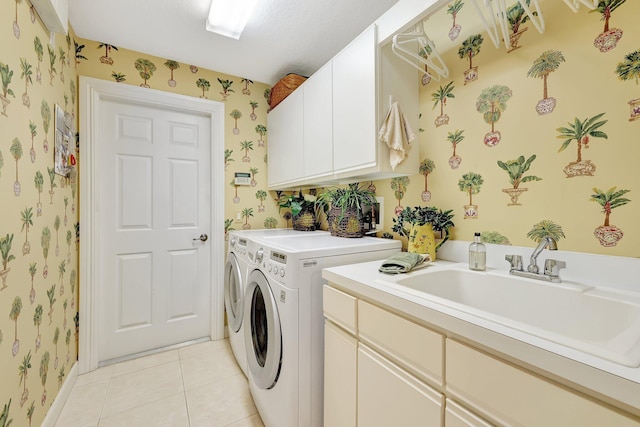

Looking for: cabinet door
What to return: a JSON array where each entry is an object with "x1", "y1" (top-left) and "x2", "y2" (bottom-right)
[
  {"x1": 323, "y1": 285, "x2": 358, "y2": 334},
  {"x1": 324, "y1": 320, "x2": 357, "y2": 427},
  {"x1": 358, "y1": 344, "x2": 443, "y2": 427},
  {"x1": 267, "y1": 88, "x2": 304, "y2": 187},
  {"x1": 446, "y1": 399, "x2": 494, "y2": 427},
  {"x1": 332, "y1": 25, "x2": 377, "y2": 174},
  {"x1": 447, "y1": 339, "x2": 640, "y2": 427},
  {"x1": 303, "y1": 63, "x2": 333, "y2": 180},
  {"x1": 358, "y1": 300, "x2": 443, "y2": 387}
]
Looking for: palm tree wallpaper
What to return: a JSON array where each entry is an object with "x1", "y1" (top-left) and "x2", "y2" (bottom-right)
[
  {"x1": 6, "y1": 0, "x2": 289, "y2": 423},
  {"x1": 527, "y1": 50, "x2": 565, "y2": 115},
  {"x1": 615, "y1": 49, "x2": 640, "y2": 121},
  {"x1": 372, "y1": 0, "x2": 638, "y2": 256}
]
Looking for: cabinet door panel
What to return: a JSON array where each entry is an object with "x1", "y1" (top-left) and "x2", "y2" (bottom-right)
[
  {"x1": 324, "y1": 320, "x2": 357, "y2": 427},
  {"x1": 303, "y1": 63, "x2": 333, "y2": 179},
  {"x1": 446, "y1": 399, "x2": 494, "y2": 427},
  {"x1": 324, "y1": 285, "x2": 358, "y2": 334},
  {"x1": 358, "y1": 300, "x2": 443, "y2": 387},
  {"x1": 447, "y1": 339, "x2": 640, "y2": 427},
  {"x1": 332, "y1": 25, "x2": 377, "y2": 174},
  {"x1": 267, "y1": 88, "x2": 304, "y2": 187},
  {"x1": 358, "y1": 344, "x2": 443, "y2": 427}
]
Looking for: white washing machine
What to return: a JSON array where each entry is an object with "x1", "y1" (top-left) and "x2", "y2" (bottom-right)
[
  {"x1": 243, "y1": 235, "x2": 401, "y2": 427},
  {"x1": 225, "y1": 229, "x2": 329, "y2": 376}
]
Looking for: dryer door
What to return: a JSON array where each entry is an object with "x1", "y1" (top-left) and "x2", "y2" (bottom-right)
[
  {"x1": 224, "y1": 253, "x2": 244, "y2": 333},
  {"x1": 245, "y1": 269, "x2": 282, "y2": 390}
]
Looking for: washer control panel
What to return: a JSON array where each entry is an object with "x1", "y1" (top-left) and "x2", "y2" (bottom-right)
[
  {"x1": 231, "y1": 237, "x2": 248, "y2": 256},
  {"x1": 263, "y1": 249, "x2": 288, "y2": 283}
]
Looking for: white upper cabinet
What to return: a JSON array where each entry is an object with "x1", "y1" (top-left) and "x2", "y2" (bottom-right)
[
  {"x1": 267, "y1": 23, "x2": 419, "y2": 189},
  {"x1": 332, "y1": 25, "x2": 378, "y2": 175},
  {"x1": 267, "y1": 87, "x2": 304, "y2": 188},
  {"x1": 303, "y1": 62, "x2": 334, "y2": 181}
]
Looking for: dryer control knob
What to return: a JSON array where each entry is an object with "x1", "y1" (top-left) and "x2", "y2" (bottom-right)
[
  {"x1": 229, "y1": 237, "x2": 236, "y2": 248},
  {"x1": 267, "y1": 264, "x2": 272, "y2": 272},
  {"x1": 273, "y1": 266, "x2": 279, "y2": 275},
  {"x1": 280, "y1": 269, "x2": 285, "y2": 278},
  {"x1": 256, "y1": 248, "x2": 264, "y2": 263}
]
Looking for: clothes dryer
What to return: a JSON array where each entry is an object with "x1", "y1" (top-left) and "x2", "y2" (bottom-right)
[
  {"x1": 243, "y1": 235, "x2": 401, "y2": 427},
  {"x1": 224, "y1": 232, "x2": 252, "y2": 376}
]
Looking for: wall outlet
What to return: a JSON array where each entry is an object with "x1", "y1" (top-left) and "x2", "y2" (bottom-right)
[{"x1": 235, "y1": 212, "x2": 242, "y2": 223}]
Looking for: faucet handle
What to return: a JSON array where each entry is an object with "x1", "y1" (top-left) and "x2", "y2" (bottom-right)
[
  {"x1": 544, "y1": 259, "x2": 566, "y2": 278},
  {"x1": 505, "y1": 254, "x2": 523, "y2": 271}
]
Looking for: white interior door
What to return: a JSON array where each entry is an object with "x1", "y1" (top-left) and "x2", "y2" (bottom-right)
[{"x1": 97, "y1": 98, "x2": 211, "y2": 362}]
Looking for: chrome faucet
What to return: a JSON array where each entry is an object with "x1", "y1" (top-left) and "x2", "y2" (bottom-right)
[
  {"x1": 505, "y1": 236, "x2": 566, "y2": 283},
  {"x1": 527, "y1": 236, "x2": 557, "y2": 273}
]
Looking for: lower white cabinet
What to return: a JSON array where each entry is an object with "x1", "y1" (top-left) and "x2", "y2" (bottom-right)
[
  {"x1": 324, "y1": 320, "x2": 357, "y2": 427},
  {"x1": 323, "y1": 284, "x2": 640, "y2": 427},
  {"x1": 357, "y1": 344, "x2": 443, "y2": 427}
]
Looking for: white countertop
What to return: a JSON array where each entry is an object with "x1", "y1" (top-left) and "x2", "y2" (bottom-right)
[{"x1": 322, "y1": 257, "x2": 640, "y2": 416}]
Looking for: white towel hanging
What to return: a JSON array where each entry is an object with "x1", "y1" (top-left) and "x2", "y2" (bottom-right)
[
  {"x1": 391, "y1": 22, "x2": 449, "y2": 81},
  {"x1": 379, "y1": 100, "x2": 415, "y2": 170}
]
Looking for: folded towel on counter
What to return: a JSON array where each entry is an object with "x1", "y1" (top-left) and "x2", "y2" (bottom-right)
[
  {"x1": 378, "y1": 101, "x2": 415, "y2": 170},
  {"x1": 379, "y1": 252, "x2": 430, "y2": 275}
]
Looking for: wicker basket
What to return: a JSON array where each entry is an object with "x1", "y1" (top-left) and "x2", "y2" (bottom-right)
[
  {"x1": 328, "y1": 206, "x2": 365, "y2": 238},
  {"x1": 292, "y1": 206, "x2": 317, "y2": 231},
  {"x1": 269, "y1": 73, "x2": 307, "y2": 109}
]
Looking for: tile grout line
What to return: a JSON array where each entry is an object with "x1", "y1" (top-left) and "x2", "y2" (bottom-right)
[
  {"x1": 96, "y1": 368, "x2": 114, "y2": 425},
  {"x1": 178, "y1": 348, "x2": 193, "y2": 427}
]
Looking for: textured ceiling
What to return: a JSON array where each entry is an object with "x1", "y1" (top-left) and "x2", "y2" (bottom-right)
[{"x1": 69, "y1": 0, "x2": 400, "y2": 85}]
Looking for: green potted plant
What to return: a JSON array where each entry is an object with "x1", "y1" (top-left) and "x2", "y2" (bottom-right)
[
  {"x1": 278, "y1": 190, "x2": 319, "y2": 231},
  {"x1": 324, "y1": 183, "x2": 375, "y2": 238},
  {"x1": 392, "y1": 206, "x2": 455, "y2": 260}
]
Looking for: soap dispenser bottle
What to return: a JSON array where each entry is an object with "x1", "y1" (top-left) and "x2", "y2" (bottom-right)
[{"x1": 469, "y1": 232, "x2": 486, "y2": 271}]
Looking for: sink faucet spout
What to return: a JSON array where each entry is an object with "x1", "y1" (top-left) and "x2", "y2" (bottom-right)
[{"x1": 528, "y1": 236, "x2": 557, "y2": 273}]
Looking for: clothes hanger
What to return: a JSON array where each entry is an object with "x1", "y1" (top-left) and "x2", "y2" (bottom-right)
[
  {"x1": 514, "y1": 0, "x2": 545, "y2": 34},
  {"x1": 391, "y1": 22, "x2": 449, "y2": 81},
  {"x1": 470, "y1": 0, "x2": 503, "y2": 48},
  {"x1": 470, "y1": 0, "x2": 545, "y2": 50},
  {"x1": 563, "y1": 0, "x2": 598, "y2": 12}
]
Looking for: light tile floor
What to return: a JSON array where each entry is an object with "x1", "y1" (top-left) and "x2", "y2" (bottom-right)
[{"x1": 55, "y1": 339, "x2": 264, "y2": 427}]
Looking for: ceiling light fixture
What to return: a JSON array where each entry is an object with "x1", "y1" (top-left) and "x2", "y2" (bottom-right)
[{"x1": 206, "y1": 0, "x2": 258, "y2": 40}]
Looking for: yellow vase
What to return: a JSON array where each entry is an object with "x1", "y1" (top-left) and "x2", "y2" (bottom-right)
[{"x1": 407, "y1": 223, "x2": 436, "y2": 260}]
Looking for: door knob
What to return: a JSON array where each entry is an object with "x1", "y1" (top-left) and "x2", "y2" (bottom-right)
[{"x1": 193, "y1": 234, "x2": 209, "y2": 242}]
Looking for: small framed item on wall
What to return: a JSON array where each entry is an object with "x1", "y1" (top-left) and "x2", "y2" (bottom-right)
[{"x1": 54, "y1": 104, "x2": 75, "y2": 177}]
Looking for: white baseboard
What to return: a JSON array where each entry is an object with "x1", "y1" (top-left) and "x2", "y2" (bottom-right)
[{"x1": 41, "y1": 361, "x2": 78, "y2": 427}]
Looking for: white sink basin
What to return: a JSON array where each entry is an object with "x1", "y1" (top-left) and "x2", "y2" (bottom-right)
[{"x1": 382, "y1": 267, "x2": 640, "y2": 367}]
